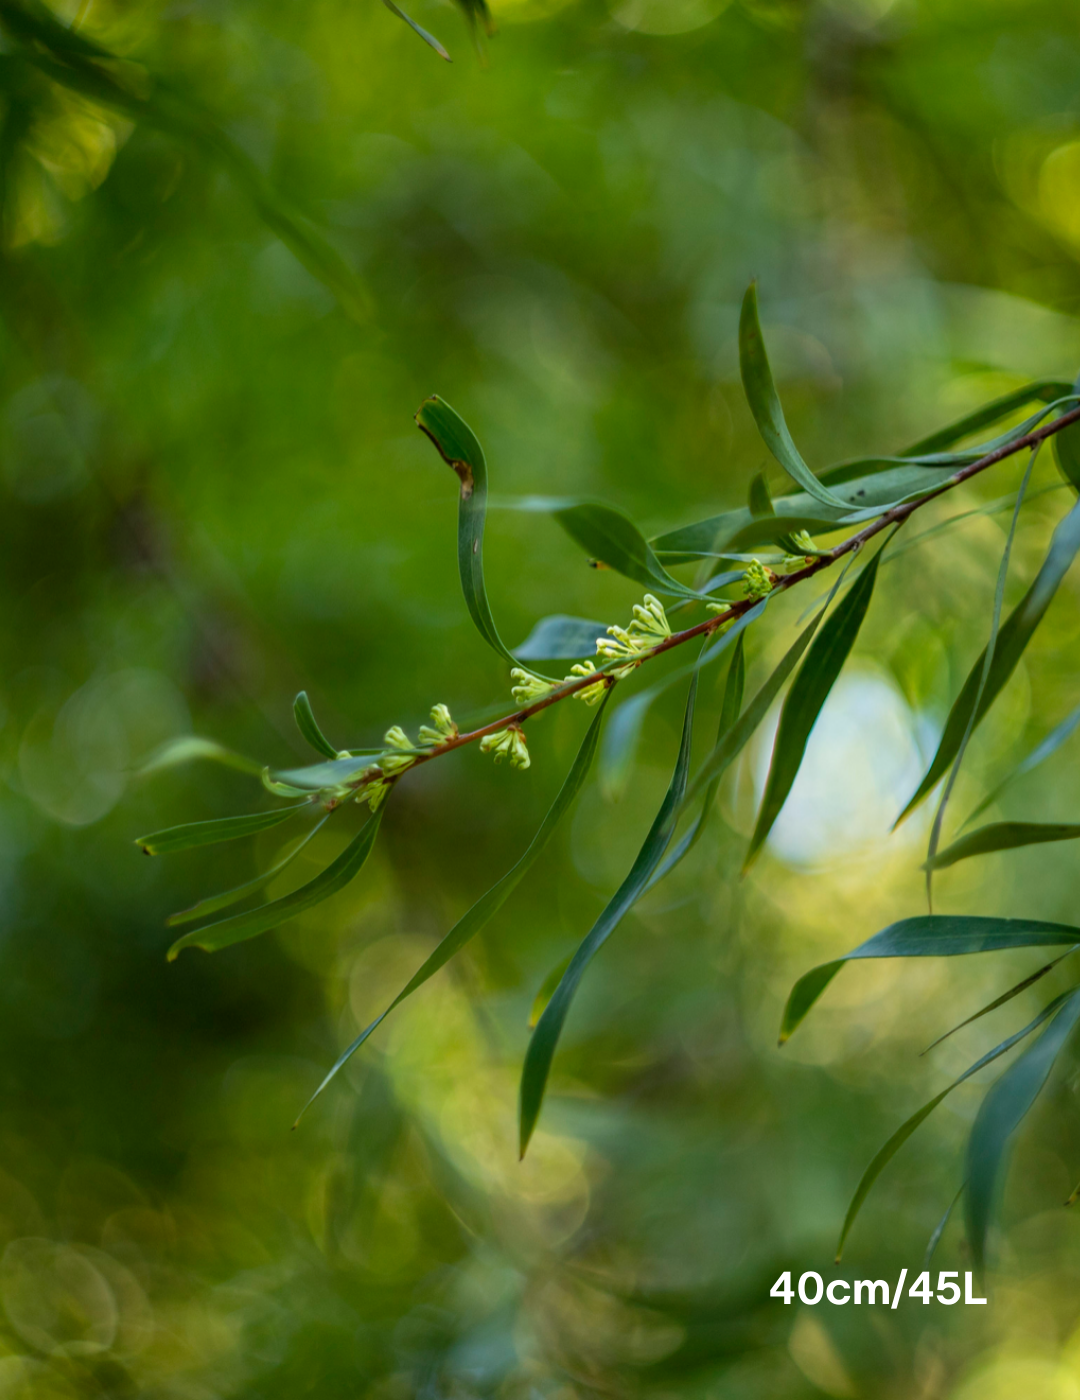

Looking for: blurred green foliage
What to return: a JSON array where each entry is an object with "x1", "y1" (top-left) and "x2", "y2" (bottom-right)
[{"x1": 5, "y1": 0, "x2": 1080, "y2": 1394}]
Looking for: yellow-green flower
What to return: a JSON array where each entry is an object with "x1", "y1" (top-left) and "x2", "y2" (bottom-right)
[
  {"x1": 418, "y1": 703, "x2": 458, "y2": 745},
  {"x1": 567, "y1": 660, "x2": 609, "y2": 705},
  {"x1": 480, "y1": 725, "x2": 530, "y2": 770},
  {"x1": 742, "y1": 559, "x2": 777, "y2": 600},
  {"x1": 510, "y1": 668, "x2": 553, "y2": 705}
]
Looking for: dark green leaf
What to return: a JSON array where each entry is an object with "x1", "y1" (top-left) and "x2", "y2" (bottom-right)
[
  {"x1": 903, "y1": 381, "x2": 1072, "y2": 456},
  {"x1": 964, "y1": 699, "x2": 1080, "y2": 828},
  {"x1": 926, "y1": 821, "x2": 1080, "y2": 871},
  {"x1": 547, "y1": 499, "x2": 700, "y2": 598},
  {"x1": 519, "y1": 674, "x2": 699, "y2": 1157},
  {"x1": 646, "y1": 633, "x2": 746, "y2": 891},
  {"x1": 293, "y1": 691, "x2": 341, "y2": 761},
  {"x1": 924, "y1": 1185, "x2": 965, "y2": 1269},
  {"x1": 748, "y1": 472, "x2": 774, "y2": 517},
  {"x1": 899, "y1": 498, "x2": 1080, "y2": 824},
  {"x1": 739, "y1": 284, "x2": 852, "y2": 511},
  {"x1": 269, "y1": 754, "x2": 380, "y2": 791},
  {"x1": 528, "y1": 954, "x2": 572, "y2": 1030},
  {"x1": 965, "y1": 987, "x2": 1080, "y2": 1273},
  {"x1": 167, "y1": 810, "x2": 382, "y2": 960},
  {"x1": 136, "y1": 804, "x2": 306, "y2": 855},
  {"x1": 138, "y1": 736, "x2": 264, "y2": 778},
  {"x1": 1054, "y1": 422, "x2": 1080, "y2": 491},
  {"x1": 381, "y1": 0, "x2": 451, "y2": 59},
  {"x1": 416, "y1": 396, "x2": 550, "y2": 671},
  {"x1": 922, "y1": 948, "x2": 1078, "y2": 1055},
  {"x1": 836, "y1": 992, "x2": 1072, "y2": 1259},
  {"x1": 166, "y1": 816, "x2": 331, "y2": 927},
  {"x1": 295, "y1": 700, "x2": 609, "y2": 1124},
  {"x1": 780, "y1": 915, "x2": 1080, "y2": 1044},
  {"x1": 513, "y1": 615, "x2": 610, "y2": 661},
  {"x1": 745, "y1": 552, "x2": 880, "y2": 871}
]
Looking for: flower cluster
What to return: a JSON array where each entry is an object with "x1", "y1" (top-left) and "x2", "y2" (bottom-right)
[
  {"x1": 418, "y1": 703, "x2": 458, "y2": 746},
  {"x1": 510, "y1": 669, "x2": 553, "y2": 705},
  {"x1": 480, "y1": 724, "x2": 530, "y2": 769},
  {"x1": 782, "y1": 530, "x2": 817, "y2": 570},
  {"x1": 594, "y1": 593, "x2": 671, "y2": 677},
  {"x1": 567, "y1": 660, "x2": 608, "y2": 705},
  {"x1": 741, "y1": 559, "x2": 778, "y2": 600}
]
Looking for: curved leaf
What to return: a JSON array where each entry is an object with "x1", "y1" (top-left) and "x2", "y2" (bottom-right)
[
  {"x1": 416, "y1": 396, "x2": 546, "y2": 671},
  {"x1": 903, "y1": 380, "x2": 1072, "y2": 456},
  {"x1": 745, "y1": 551, "x2": 880, "y2": 871},
  {"x1": 528, "y1": 954, "x2": 572, "y2": 1030},
  {"x1": 381, "y1": 0, "x2": 451, "y2": 59},
  {"x1": 964, "y1": 699, "x2": 1080, "y2": 828},
  {"x1": 270, "y1": 754, "x2": 381, "y2": 791},
  {"x1": 295, "y1": 700, "x2": 609, "y2": 1123},
  {"x1": 898, "y1": 497, "x2": 1080, "y2": 825},
  {"x1": 166, "y1": 815, "x2": 331, "y2": 927},
  {"x1": 519, "y1": 674, "x2": 699, "y2": 1157},
  {"x1": 513, "y1": 615, "x2": 610, "y2": 661},
  {"x1": 926, "y1": 821, "x2": 1080, "y2": 871},
  {"x1": 167, "y1": 810, "x2": 382, "y2": 959},
  {"x1": 136, "y1": 804, "x2": 306, "y2": 855},
  {"x1": 780, "y1": 915, "x2": 1080, "y2": 1044},
  {"x1": 739, "y1": 284, "x2": 852, "y2": 511},
  {"x1": 138, "y1": 736, "x2": 264, "y2": 778},
  {"x1": 922, "y1": 947, "x2": 1079, "y2": 1055},
  {"x1": 965, "y1": 987, "x2": 1080, "y2": 1273},
  {"x1": 924, "y1": 1184, "x2": 966, "y2": 1269},
  {"x1": 293, "y1": 691, "x2": 341, "y2": 760},
  {"x1": 836, "y1": 991, "x2": 1073, "y2": 1259}
]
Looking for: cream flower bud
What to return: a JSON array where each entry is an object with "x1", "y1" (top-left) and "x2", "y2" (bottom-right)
[
  {"x1": 480, "y1": 725, "x2": 530, "y2": 770},
  {"x1": 418, "y1": 703, "x2": 458, "y2": 746},
  {"x1": 567, "y1": 660, "x2": 609, "y2": 705},
  {"x1": 510, "y1": 668, "x2": 553, "y2": 705},
  {"x1": 628, "y1": 593, "x2": 671, "y2": 641},
  {"x1": 383, "y1": 725, "x2": 414, "y2": 751}
]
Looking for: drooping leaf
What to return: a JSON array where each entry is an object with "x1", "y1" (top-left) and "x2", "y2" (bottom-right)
[
  {"x1": 416, "y1": 396, "x2": 547, "y2": 672},
  {"x1": 921, "y1": 947, "x2": 1079, "y2": 1055},
  {"x1": 381, "y1": 0, "x2": 451, "y2": 59},
  {"x1": 519, "y1": 674, "x2": 699, "y2": 1157},
  {"x1": 924, "y1": 448, "x2": 1037, "y2": 899},
  {"x1": 926, "y1": 821, "x2": 1080, "y2": 871},
  {"x1": 898, "y1": 497, "x2": 1080, "y2": 824},
  {"x1": 167, "y1": 810, "x2": 382, "y2": 959},
  {"x1": 295, "y1": 700, "x2": 609, "y2": 1124},
  {"x1": 779, "y1": 915, "x2": 1080, "y2": 1044},
  {"x1": 1052, "y1": 373, "x2": 1080, "y2": 491},
  {"x1": 528, "y1": 954, "x2": 572, "y2": 1030},
  {"x1": 903, "y1": 380, "x2": 1073, "y2": 456},
  {"x1": 138, "y1": 736, "x2": 264, "y2": 778},
  {"x1": 166, "y1": 816, "x2": 331, "y2": 927},
  {"x1": 965, "y1": 987, "x2": 1080, "y2": 1273},
  {"x1": 136, "y1": 804, "x2": 307, "y2": 855},
  {"x1": 739, "y1": 284, "x2": 852, "y2": 511},
  {"x1": 600, "y1": 602, "x2": 764, "y2": 801},
  {"x1": 293, "y1": 692, "x2": 341, "y2": 761},
  {"x1": 646, "y1": 633, "x2": 746, "y2": 891},
  {"x1": 964, "y1": 699, "x2": 1080, "y2": 828},
  {"x1": 924, "y1": 1184, "x2": 965, "y2": 1269},
  {"x1": 836, "y1": 992, "x2": 1072, "y2": 1260},
  {"x1": 513, "y1": 615, "x2": 611, "y2": 661},
  {"x1": 744, "y1": 552, "x2": 880, "y2": 871}
]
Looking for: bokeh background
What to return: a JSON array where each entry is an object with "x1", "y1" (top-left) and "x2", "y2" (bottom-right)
[{"x1": 4, "y1": 0, "x2": 1080, "y2": 1394}]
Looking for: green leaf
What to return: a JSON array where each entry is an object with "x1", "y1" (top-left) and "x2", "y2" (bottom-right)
[
  {"x1": 137, "y1": 736, "x2": 263, "y2": 778},
  {"x1": 925, "y1": 821, "x2": 1080, "y2": 871},
  {"x1": 739, "y1": 284, "x2": 852, "y2": 511},
  {"x1": 836, "y1": 991, "x2": 1073, "y2": 1260},
  {"x1": 744, "y1": 551, "x2": 880, "y2": 871},
  {"x1": 293, "y1": 692, "x2": 340, "y2": 761},
  {"x1": 965, "y1": 987, "x2": 1080, "y2": 1273},
  {"x1": 543, "y1": 498, "x2": 701, "y2": 599},
  {"x1": 416, "y1": 396, "x2": 546, "y2": 671},
  {"x1": 1054, "y1": 422, "x2": 1080, "y2": 491},
  {"x1": 270, "y1": 754, "x2": 381, "y2": 791},
  {"x1": 513, "y1": 615, "x2": 610, "y2": 661},
  {"x1": 528, "y1": 954, "x2": 572, "y2": 1030},
  {"x1": 646, "y1": 633, "x2": 746, "y2": 891},
  {"x1": 166, "y1": 815, "x2": 331, "y2": 927},
  {"x1": 964, "y1": 699, "x2": 1080, "y2": 828},
  {"x1": 294, "y1": 700, "x2": 609, "y2": 1124},
  {"x1": 136, "y1": 804, "x2": 306, "y2": 855},
  {"x1": 924, "y1": 1184, "x2": 965, "y2": 1269},
  {"x1": 518, "y1": 675, "x2": 698, "y2": 1158},
  {"x1": 922, "y1": 948, "x2": 1079, "y2": 1055},
  {"x1": 381, "y1": 0, "x2": 451, "y2": 59},
  {"x1": 898, "y1": 498, "x2": 1080, "y2": 825},
  {"x1": 903, "y1": 381, "x2": 1073, "y2": 456},
  {"x1": 780, "y1": 915, "x2": 1080, "y2": 1044},
  {"x1": 748, "y1": 472, "x2": 774, "y2": 517},
  {"x1": 167, "y1": 810, "x2": 382, "y2": 960}
]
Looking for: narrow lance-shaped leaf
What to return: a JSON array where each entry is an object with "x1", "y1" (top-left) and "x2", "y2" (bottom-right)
[
  {"x1": 528, "y1": 954, "x2": 572, "y2": 1031},
  {"x1": 600, "y1": 602, "x2": 764, "y2": 801},
  {"x1": 513, "y1": 615, "x2": 611, "y2": 661},
  {"x1": 924, "y1": 1185, "x2": 966, "y2": 1270},
  {"x1": 168, "y1": 810, "x2": 382, "y2": 960},
  {"x1": 416, "y1": 397, "x2": 552, "y2": 673},
  {"x1": 293, "y1": 691, "x2": 341, "y2": 760},
  {"x1": 903, "y1": 380, "x2": 1073, "y2": 456},
  {"x1": 645, "y1": 632, "x2": 746, "y2": 891},
  {"x1": 1053, "y1": 371, "x2": 1080, "y2": 491},
  {"x1": 166, "y1": 815, "x2": 331, "y2": 927},
  {"x1": 926, "y1": 822, "x2": 1080, "y2": 871},
  {"x1": 745, "y1": 551, "x2": 880, "y2": 871},
  {"x1": 519, "y1": 674, "x2": 698, "y2": 1158},
  {"x1": 138, "y1": 736, "x2": 264, "y2": 778},
  {"x1": 921, "y1": 947, "x2": 1079, "y2": 1055},
  {"x1": 836, "y1": 991, "x2": 1073, "y2": 1260},
  {"x1": 381, "y1": 0, "x2": 451, "y2": 60},
  {"x1": 924, "y1": 447, "x2": 1037, "y2": 901},
  {"x1": 780, "y1": 915, "x2": 1080, "y2": 1044},
  {"x1": 966, "y1": 987, "x2": 1080, "y2": 1274},
  {"x1": 898, "y1": 497, "x2": 1080, "y2": 825},
  {"x1": 739, "y1": 284, "x2": 852, "y2": 511},
  {"x1": 136, "y1": 804, "x2": 307, "y2": 855},
  {"x1": 294, "y1": 700, "x2": 609, "y2": 1124},
  {"x1": 964, "y1": 699, "x2": 1080, "y2": 828}
]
